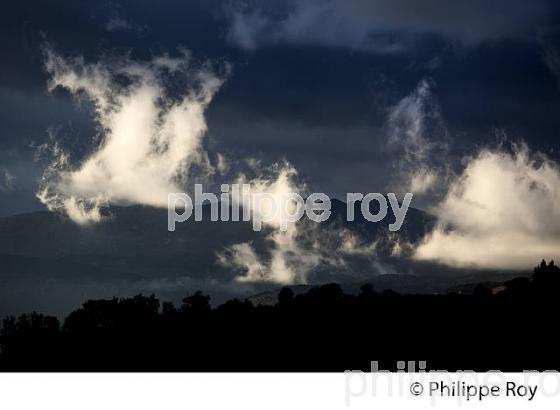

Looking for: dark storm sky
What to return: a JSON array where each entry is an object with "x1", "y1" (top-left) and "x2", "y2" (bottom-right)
[{"x1": 1, "y1": 0, "x2": 560, "y2": 216}]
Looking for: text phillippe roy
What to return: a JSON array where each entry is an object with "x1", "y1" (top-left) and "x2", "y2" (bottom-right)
[{"x1": 168, "y1": 184, "x2": 413, "y2": 232}]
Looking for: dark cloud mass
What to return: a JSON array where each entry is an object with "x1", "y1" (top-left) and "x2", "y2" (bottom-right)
[
  {"x1": 225, "y1": 0, "x2": 551, "y2": 51},
  {"x1": 0, "y1": 0, "x2": 559, "y2": 217},
  {"x1": 0, "y1": 1, "x2": 559, "y2": 277}
]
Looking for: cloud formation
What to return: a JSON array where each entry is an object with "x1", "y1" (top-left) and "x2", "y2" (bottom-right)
[
  {"x1": 225, "y1": 0, "x2": 548, "y2": 52},
  {"x1": 38, "y1": 47, "x2": 381, "y2": 284},
  {"x1": 388, "y1": 80, "x2": 560, "y2": 271},
  {"x1": 385, "y1": 79, "x2": 450, "y2": 203},
  {"x1": 38, "y1": 47, "x2": 225, "y2": 224},
  {"x1": 218, "y1": 163, "x2": 334, "y2": 284},
  {"x1": 218, "y1": 161, "x2": 395, "y2": 284},
  {"x1": 0, "y1": 167, "x2": 15, "y2": 193},
  {"x1": 414, "y1": 145, "x2": 560, "y2": 269}
]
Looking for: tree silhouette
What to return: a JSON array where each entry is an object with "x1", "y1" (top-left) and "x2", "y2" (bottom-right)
[
  {"x1": 180, "y1": 291, "x2": 211, "y2": 314},
  {"x1": 278, "y1": 287, "x2": 294, "y2": 306},
  {"x1": 472, "y1": 284, "x2": 492, "y2": 298},
  {"x1": 1, "y1": 260, "x2": 559, "y2": 371}
]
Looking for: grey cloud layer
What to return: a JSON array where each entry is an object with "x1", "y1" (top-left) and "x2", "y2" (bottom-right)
[{"x1": 226, "y1": 0, "x2": 549, "y2": 52}]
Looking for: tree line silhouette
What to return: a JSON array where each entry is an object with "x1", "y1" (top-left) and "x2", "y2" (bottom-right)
[{"x1": 1, "y1": 260, "x2": 559, "y2": 371}]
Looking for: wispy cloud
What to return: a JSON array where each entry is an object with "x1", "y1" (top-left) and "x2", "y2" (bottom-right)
[
  {"x1": 225, "y1": 0, "x2": 548, "y2": 52},
  {"x1": 0, "y1": 167, "x2": 15, "y2": 193},
  {"x1": 105, "y1": 17, "x2": 133, "y2": 32},
  {"x1": 385, "y1": 79, "x2": 451, "y2": 205},
  {"x1": 217, "y1": 163, "x2": 331, "y2": 285}
]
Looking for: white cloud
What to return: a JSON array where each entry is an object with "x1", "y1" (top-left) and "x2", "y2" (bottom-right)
[
  {"x1": 218, "y1": 163, "x2": 329, "y2": 284},
  {"x1": 385, "y1": 79, "x2": 450, "y2": 200},
  {"x1": 218, "y1": 161, "x2": 396, "y2": 284},
  {"x1": 38, "y1": 47, "x2": 225, "y2": 224},
  {"x1": 0, "y1": 167, "x2": 15, "y2": 193},
  {"x1": 414, "y1": 145, "x2": 560, "y2": 269},
  {"x1": 225, "y1": 0, "x2": 548, "y2": 52},
  {"x1": 387, "y1": 80, "x2": 560, "y2": 271},
  {"x1": 338, "y1": 230, "x2": 378, "y2": 256},
  {"x1": 387, "y1": 80, "x2": 437, "y2": 162}
]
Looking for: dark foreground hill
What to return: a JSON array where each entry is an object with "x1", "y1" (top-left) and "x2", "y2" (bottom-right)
[{"x1": 0, "y1": 260, "x2": 558, "y2": 372}]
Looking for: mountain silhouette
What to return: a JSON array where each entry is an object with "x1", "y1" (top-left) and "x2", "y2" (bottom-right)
[{"x1": 0, "y1": 200, "x2": 515, "y2": 318}]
